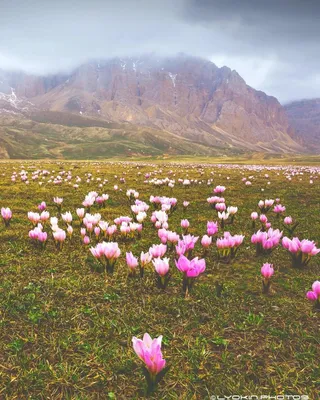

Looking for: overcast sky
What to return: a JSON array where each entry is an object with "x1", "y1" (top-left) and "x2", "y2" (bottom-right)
[{"x1": 0, "y1": 0, "x2": 319, "y2": 103}]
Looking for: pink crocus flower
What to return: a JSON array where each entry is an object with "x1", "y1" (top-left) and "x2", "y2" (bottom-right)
[
  {"x1": 67, "y1": 225, "x2": 73, "y2": 237},
  {"x1": 126, "y1": 252, "x2": 139, "y2": 274},
  {"x1": 77, "y1": 208, "x2": 85, "y2": 220},
  {"x1": 94, "y1": 226, "x2": 101, "y2": 238},
  {"x1": 83, "y1": 235, "x2": 90, "y2": 245},
  {"x1": 261, "y1": 263, "x2": 274, "y2": 279},
  {"x1": 28, "y1": 212, "x2": 41, "y2": 225},
  {"x1": 215, "y1": 203, "x2": 226, "y2": 212},
  {"x1": 140, "y1": 251, "x2": 152, "y2": 267},
  {"x1": 40, "y1": 211, "x2": 50, "y2": 222},
  {"x1": 181, "y1": 219, "x2": 190, "y2": 229},
  {"x1": 175, "y1": 255, "x2": 206, "y2": 295},
  {"x1": 306, "y1": 281, "x2": 320, "y2": 309},
  {"x1": 38, "y1": 231, "x2": 48, "y2": 243},
  {"x1": 306, "y1": 291, "x2": 318, "y2": 302},
  {"x1": 38, "y1": 201, "x2": 47, "y2": 211},
  {"x1": 273, "y1": 204, "x2": 286, "y2": 214},
  {"x1": 284, "y1": 216, "x2": 293, "y2": 225},
  {"x1": 201, "y1": 235, "x2": 212, "y2": 248},
  {"x1": 132, "y1": 333, "x2": 166, "y2": 379},
  {"x1": 175, "y1": 240, "x2": 186, "y2": 257},
  {"x1": 1, "y1": 207, "x2": 12, "y2": 226},
  {"x1": 261, "y1": 263, "x2": 274, "y2": 293},
  {"x1": 149, "y1": 244, "x2": 167, "y2": 258},
  {"x1": 181, "y1": 234, "x2": 199, "y2": 251},
  {"x1": 62, "y1": 211, "x2": 73, "y2": 224},
  {"x1": 260, "y1": 214, "x2": 268, "y2": 224},
  {"x1": 158, "y1": 228, "x2": 168, "y2": 244},
  {"x1": 207, "y1": 221, "x2": 218, "y2": 236},
  {"x1": 153, "y1": 257, "x2": 170, "y2": 277},
  {"x1": 53, "y1": 197, "x2": 63, "y2": 205},
  {"x1": 167, "y1": 231, "x2": 180, "y2": 244},
  {"x1": 175, "y1": 255, "x2": 206, "y2": 278}
]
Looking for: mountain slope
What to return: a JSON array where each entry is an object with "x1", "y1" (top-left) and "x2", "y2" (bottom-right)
[
  {"x1": 0, "y1": 113, "x2": 241, "y2": 159},
  {"x1": 0, "y1": 54, "x2": 306, "y2": 157},
  {"x1": 285, "y1": 99, "x2": 320, "y2": 151}
]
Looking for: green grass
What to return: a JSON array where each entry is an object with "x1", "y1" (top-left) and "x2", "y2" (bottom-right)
[{"x1": 0, "y1": 160, "x2": 319, "y2": 399}]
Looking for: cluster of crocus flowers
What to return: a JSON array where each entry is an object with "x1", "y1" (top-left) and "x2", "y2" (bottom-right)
[
  {"x1": 306, "y1": 281, "x2": 320, "y2": 310},
  {"x1": 95, "y1": 193, "x2": 109, "y2": 208},
  {"x1": 216, "y1": 232, "x2": 245, "y2": 263},
  {"x1": 178, "y1": 234, "x2": 199, "y2": 258},
  {"x1": 175, "y1": 255, "x2": 206, "y2": 296},
  {"x1": 273, "y1": 204, "x2": 286, "y2": 216},
  {"x1": 90, "y1": 241, "x2": 121, "y2": 274},
  {"x1": 1, "y1": 207, "x2": 12, "y2": 227},
  {"x1": 158, "y1": 230, "x2": 179, "y2": 247},
  {"x1": 251, "y1": 228, "x2": 282, "y2": 255},
  {"x1": 261, "y1": 263, "x2": 274, "y2": 294},
  {"x1": 258, "y1": 199, "x2": 274, "y2": 214},
  {"x1": 207, "y1": 196, "x2": 225, "y2": 208},
  {"x1": 82, "y1": 191, "x2": 98, "y2": 209},
  {"x1": 282, "y1": 237, "x2": 320, "y2": 268},
  {"x1": 52, "y1": 229, "x2": 67, "y2": 250},
  {"x1": 151, "y1": 210, "x2": 169, "y2": 229},
  {"x1": 126, "y1": 189, "x2": 140, "y2": 202},
  {"x1": 132, "y1": 333, "x2": 167, "y2": 391},
  {"x1": 213, "y1": 185, "x2": 226, "y2": 193},
  {"x1": 149, "y1": 244, "x2": 167, "y2": 258},
  {"x1": 29, "y1": 224, "x2": 48, "y2": 247},
  {"x1": 149, "y1": 196, "x2": 177, "y2": 213},
  {"x1": 119, "y1": 221, "x2": 142, "y2": 240},
  {"x1": 207, "y1": 221, "x2": 218, "y2": 236}
]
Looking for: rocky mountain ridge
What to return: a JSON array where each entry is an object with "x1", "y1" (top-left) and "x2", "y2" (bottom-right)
[{"x1": 0, "y1": 54, "x2": 306, "y2": 156}]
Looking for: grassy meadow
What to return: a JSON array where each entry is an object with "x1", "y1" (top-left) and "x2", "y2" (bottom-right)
[{"x1": 0, "y1": 160, "x2": 319, "y2": 399}]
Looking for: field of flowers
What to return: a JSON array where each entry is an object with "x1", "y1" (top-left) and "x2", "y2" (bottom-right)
[{"x1": 0, "y1": 160, "x2": 319, "y2": 399}]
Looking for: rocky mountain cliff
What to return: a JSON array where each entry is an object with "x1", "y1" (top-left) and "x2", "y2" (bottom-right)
[
  {"x1": 0, "y1": 54, "x2": 305, "y2": 155},
  {"x1": 285, "y1": 99, "x2": 320, "y2": 151}
]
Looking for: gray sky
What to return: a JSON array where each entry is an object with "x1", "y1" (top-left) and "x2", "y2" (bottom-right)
[{"x1": 0, "y1": 0, "x2": 319, "y2": 103}]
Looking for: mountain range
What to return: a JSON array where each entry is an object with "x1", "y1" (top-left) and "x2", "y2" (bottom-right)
[{"x1": 0, "y1": 54, "x2": 317, "y2": 159}]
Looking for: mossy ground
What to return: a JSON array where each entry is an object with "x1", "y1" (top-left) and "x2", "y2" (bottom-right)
[{"x1": 0, "y1": 160, "x2": 319, "y2": 399}]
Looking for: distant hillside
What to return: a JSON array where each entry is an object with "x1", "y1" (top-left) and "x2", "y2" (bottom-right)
[
  {"x1": 0, "y1": 114, "x2": 242, "y2": 159},
  {"x1": 285, "y1": 99, "x2": 320, "y2": 151},
  {"x1": 0, "y1": 54, "x2": 306, "y2": 158}
]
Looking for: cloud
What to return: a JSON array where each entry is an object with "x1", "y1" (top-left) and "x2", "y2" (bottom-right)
[{"x1": 0, "y1": 0, "x2": 319, "y2": 102}]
